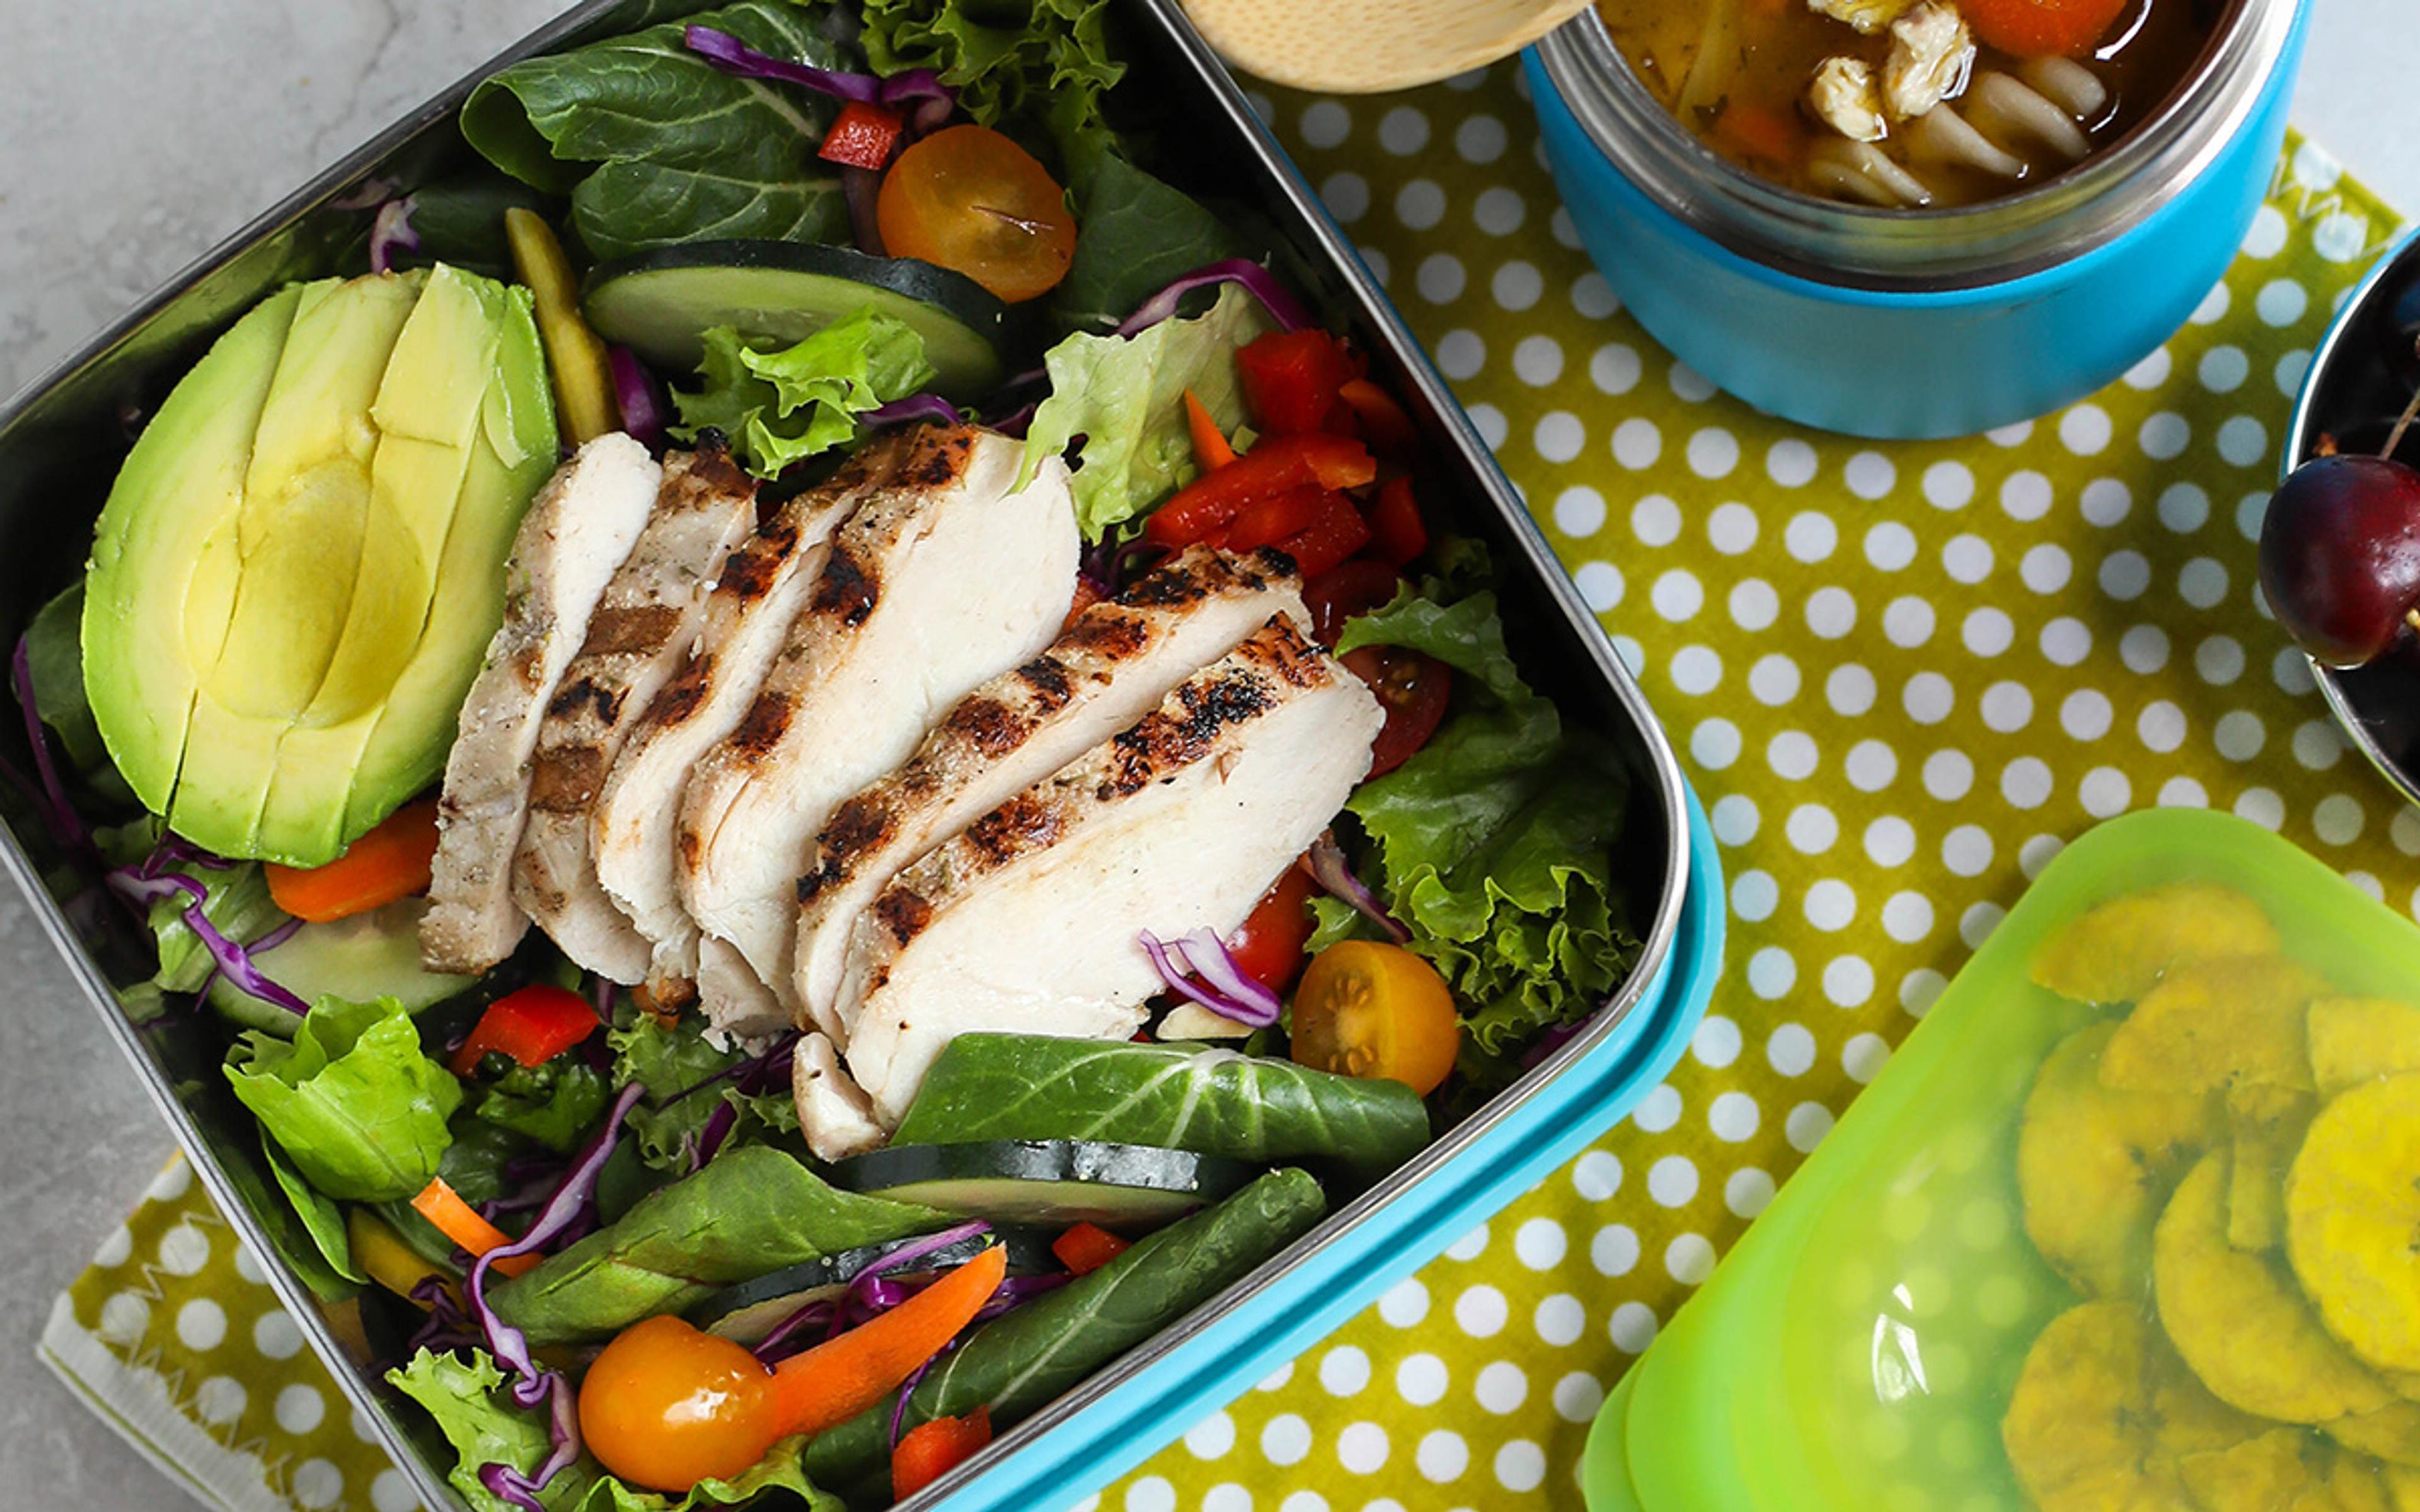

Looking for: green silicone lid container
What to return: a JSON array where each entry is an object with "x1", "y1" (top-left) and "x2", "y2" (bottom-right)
[{"x1": 1585, "y1": 808, "x2": 2420, "y2": 1512}]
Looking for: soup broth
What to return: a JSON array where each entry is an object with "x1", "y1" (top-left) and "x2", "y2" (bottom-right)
[{"x1": 1598, "y1": 0, "x2": 2224, "y2": 208}]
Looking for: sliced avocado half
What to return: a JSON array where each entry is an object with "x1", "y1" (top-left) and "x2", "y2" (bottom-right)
[{"x1": 84, "y1": 265, "x2": 557, "y2": 865}]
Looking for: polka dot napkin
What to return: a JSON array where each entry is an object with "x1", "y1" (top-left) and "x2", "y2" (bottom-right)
[{"x1": 39, "y1": 58, "x2": 2417, "y2": 1512}]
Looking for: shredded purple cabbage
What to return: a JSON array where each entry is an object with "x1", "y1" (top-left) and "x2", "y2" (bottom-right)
[
  {"x1": 1518, "y1": 1020, "x2": 1586, "y2": 1072},
  {"x1": 106, "y1": 866, "x2": 309, "y2": 1015},
  {"x1": 464, "y1": 1081, "x2": 645, "y2": 1502},
  {"x1": 986, "y1": 400, "x2": 1037, "y2": 438},
  {"x1": 684, "y1": 25, "x2": 882, "y2": 102},
  {"x1": 890, "y1": 1345, "x2": 948, "y2": 1448},
  {"x1": 841, "y1": 165, "x2": 886, "y2": 256},
  {"x1": 369, "y1": 197, "x2": 420, "y2": 275},
  {"x1": 878, "y1": 69, "x2": 956, "y2": 136},
  {"x1": 753, "y1": 1298, "x2": 838, "y2": 1365},
  {"x1": 863, "y1": 393, "x2": 961, "y2": 431},
  {"x1": 405, "y1": 1276, "x2": 481, "y2": 1357},
  {"x1": 689, "y1": 1097, "x2": 740, "y2": 1173},
  {"x1": 1138, "y1": 929, "x2": 1282, "y2": 1028},
  {"x1": 11, "y1": 634, "x2": 93, "y2": 859},
  {"x1": 328, "y1": 176, "x2": 400, "y2": 212},
  {"x1": 1305, "y1": 833, "x2": 1410, "y2": 944},
  {"x1": 607, "y1": 346, "x2": 667, "y2": 450},
  {"x1": 1117, "y1": 259, "x2": 1311, "y2": 340}
]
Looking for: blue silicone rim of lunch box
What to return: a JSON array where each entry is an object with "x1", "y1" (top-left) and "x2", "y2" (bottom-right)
[
  {"x1": 920, "y1": 783, "x2": 1726, "y2": 1512},
  {"x1": 1519, "y1": 0, "x2": 2313, "y2": 440}
]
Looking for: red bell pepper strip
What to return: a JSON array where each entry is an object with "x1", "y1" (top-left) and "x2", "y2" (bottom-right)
[
  {"x1": 1226, "y1": 484, "x2": 1334, "y2": 553},
  {"x1": 448, "y1": 984, "x2": 602, "y2": 1075},
  {"x1": 1051, "y1": 1222, "x2": 1132, "y2": 1276},
  {"x1": 1336, "y1": 377, "x2": 1418, "y2": 457},
  {"x1": 819, "y1": 101, "x2": 906, "y2": 171},
  {"x1": 1144, "y1": 433, "x2": 1378, "y2": 549},
  {"x1": 1366, "y1": 476, "x2": 1428, "y2": 568},
  {"x1": 1272, "y1": 490, "x2": 1373, "y2": 578},
  {"x1": 1238, "y1": 329, "x2": 1359, "y2": 435},
  {"x1": 892, "y1": 1407, "x2": 993, "y2": 1499}
]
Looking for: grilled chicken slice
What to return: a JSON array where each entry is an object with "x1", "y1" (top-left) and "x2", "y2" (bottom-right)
[
  {"x1": 592, "y1": 444, "x2": 899, "y2": 1011},
  {"x1": 512, "y1": 444, "x2": 758, "y2": 981},
  {"x1": 792, "y1": 545, "x2": 1306, "y2": 1037},
  {"x1": 422, "y1": 434, "x2": 660, "y2": 975},
  {"x1": 679, "y1": 425, "x2": 1080, "y2": 1029},
  {"x1": 836, "y1": 617, "x2": 1383, "y2": 1125},
  {"x1": 792, "y1": 1029, "x2": 889, "y2": 1162}
]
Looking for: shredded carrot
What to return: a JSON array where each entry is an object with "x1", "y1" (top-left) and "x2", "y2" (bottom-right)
[
  {"x1": 265, "y1": 798, "x2": 441, "y2": 922},
  {"x1": 1185, "y1": 389, "x2": 1238, "y2": 471},
  {"x1": 410, "y1": 1176, "x2": 541, "y2": 1278},
  {"x1": 768, "y1": 1244, "x2": 1006, "y2": 1438},
  {"x1": 1712, "y1": 101, "x2": 1803, "y2": 166}
]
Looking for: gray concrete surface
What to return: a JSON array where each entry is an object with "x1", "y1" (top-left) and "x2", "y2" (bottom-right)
[{"x1": 1, "y1": 3, "x2": 2414, "y2": 1508}]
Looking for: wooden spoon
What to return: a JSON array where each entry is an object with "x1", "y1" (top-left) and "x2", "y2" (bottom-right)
[{"x1": 1183, "y1": 0, "x2": 1597, "y2": 93}]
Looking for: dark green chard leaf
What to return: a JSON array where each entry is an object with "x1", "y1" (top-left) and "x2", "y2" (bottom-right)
[
  {"x1": 891, "y1": 1034, "x2": 1429, "y2": 1181},
  {"x1": 1331, "y1": 587, "x2": 1640, "y2": 1079},
  {"x1": 471, "y1": 1057, "x2": 612, "y2": 1155},
  {"x1": 1053, "y1": 153, "x2": 1253, "y2": 335},
  {"x1": 387, "y1": 1349, "x2": 841, "y2": 1512},
  {"x1": 224, "y1": 995, "x2": 460, "y2": 1202},
  {"x1": 25, "y1": 581, "x2": 101, "y2": 769},
  {"x1": 461, "y1": 0, "x2": 850, "y2": 260},
  {"x1": 488, "y1": 1146, "x2": 949, "y2": 1344},
  {"x1": 800, "y1": 1167, "x2": 1327, "y2": 1494},
  {"x1": 259, "y1": 1134, "x2": 367, "y2": 1287},
  {"x1": 671, "y1": 311, "x2": 938, "y2": 479},
  {"x1": 1018, "y1": 282, "x2": 1273, "y2": 541}
]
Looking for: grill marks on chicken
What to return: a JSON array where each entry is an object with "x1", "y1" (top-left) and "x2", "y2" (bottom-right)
[
  {"x1": 509, "y1": 443, "x2": 758, "y2": 981},
  {"x1": 831, "y1": 617, "x2": 1383, "y2": 1126},
  {"x1": 788, "y1": 544, "x2": 1306, "y2": 1035},
  {"x1": 676, "y1": 425, "x2": 1081, "y2": 1030},
  {"x1": 591, "y1": 444, "x2": 899, "y2": 1012},
  {"x1": 422, "y1": 434, "x2": 660, "y2": 975}
]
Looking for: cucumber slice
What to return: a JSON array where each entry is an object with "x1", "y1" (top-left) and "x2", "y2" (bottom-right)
[
  {"x1": 688, "y1": 1226, "x2": 1054, "y2": 1344},
  {"x1": 828, "y1": 1140, "x2": 1261, "y2": 1228},
  {"x1": 582, "y1": 241, "x2": 1010, "y2": 397},
  {"x1": 207, "y1": 897, "x2": 475, "y2": 1034}
]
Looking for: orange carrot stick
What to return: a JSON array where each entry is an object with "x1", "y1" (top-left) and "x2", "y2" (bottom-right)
[
  {"x1": 768, "y1": 1244, "x2": 1006, "y2": 1438},
  {"x1": 410, "y1": 1176, "x2": 541, "y2": 1278},
  {"x1": 265, "y1": 798, "x2": 441, "y2": 922},
  {"x1": 1185, "y1": 389, "x2": 1238, "y2": 472}
]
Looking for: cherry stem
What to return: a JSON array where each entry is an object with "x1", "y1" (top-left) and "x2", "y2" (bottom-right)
[{"x1": 2383, "y1": 333, "x2": 2420, "y2": 461}]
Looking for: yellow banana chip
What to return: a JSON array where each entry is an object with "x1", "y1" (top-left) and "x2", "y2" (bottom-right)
[
  {"x1": 2385, "y1": 1463, "x2": 2420, "y2": 1512},
  {"x1": 2033, "y1": 882, "x2": 2281, "y2": 1005},
  {"x1": 2103, "y1": 956, "x2": 2329, "y2": 1096},
  {"x1": 2005, "y1": 1302, "x2": 2195, "y2": 1511},
  {"x1": 2156, "y1": 1153, "x2": 2396, "y2": 1423},
  {"x1": 2230, "y1": 1089, "x2": 2319, "y2": 1252},
  {"x1": 2308, "y1": 999, "x2": 2420, "y2": 1099},
  {"x1": 2181, "y1": 1429, "x2": 2324, "y2": 1512},
  {"x1": 2286, "y1": 1074, "x2": 2420, "y2": 1375},
  {"x1": 2020, "y1": 1021, "x2": 2219, "y2": 1296},
  {"x1": 2307, "y1": 1457, "x2": 2397, "y2": 1512},
  {"x1": 2330, "y1": 1400, "x2": 2420, "y2": 1468}
]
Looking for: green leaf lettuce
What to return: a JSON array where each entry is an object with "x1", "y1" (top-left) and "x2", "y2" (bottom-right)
[
  {"x1": 224, "y1": 995, "x2": 460, "y2": 1201},
  {"x1": 671, "y1": 311, "x2": 938, "y2": 479}
]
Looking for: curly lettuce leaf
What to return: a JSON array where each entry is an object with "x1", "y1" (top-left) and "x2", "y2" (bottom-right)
[
  {"x1": 858, "y1": 0, "x2": 1122, "y2": 156},
  {"x1": 671, "y1": 312, "x2": 937, "y2": 479},
  {"x1": 460, "y1": 0, "x2": 851, "y2": 260},
  {"x1": 224, "y1": 995, "x2": 460, "y2": 1201},
  {"x1": 608, "y1": 1007, "x2": 751, "y2": 1171},
  {"x1": 1018, "y1": 282, "x2": 1272, "y2": 541},
  {"x1": 470, "y1": 1058, "x2": 611, "y2": 1155},
  {"x1": 388, "y1": 1349, "x2": 839, "y2": 1512},
  {"x1": 1330, "y1": 588, "x2": 1638, "y2": 1070}
]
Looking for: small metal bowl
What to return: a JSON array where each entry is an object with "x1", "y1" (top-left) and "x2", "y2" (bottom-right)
[{"x1": 2283, "y1": 226, "x2": 2420, "y2": 806}]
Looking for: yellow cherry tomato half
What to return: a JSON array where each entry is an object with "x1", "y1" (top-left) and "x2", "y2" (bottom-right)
[
  {"x1": 875, "y1": 124, "x2": 1076, "y2": 304},
  {"x1": 1290, "y1": 941, "x2": 1460, "y2": 1096},
  {"x1": 577, "y1": 1315, "x2": 775, "y2": 1492}
]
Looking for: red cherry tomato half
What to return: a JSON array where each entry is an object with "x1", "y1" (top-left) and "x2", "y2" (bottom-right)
[
  {"x1": 1219, "y1": 864, "x2": 1321, "y2": 994},
  {"x1": 1301, "y1": 559, "x2": 1405, "y2": 648},
  {"x1": 1342, "y1": 646, "x2": 1452, "y2": 779}
]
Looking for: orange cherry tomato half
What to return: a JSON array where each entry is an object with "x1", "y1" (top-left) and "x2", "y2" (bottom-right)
[
  {"x1": 578, "y1": 1316, "x2": 775, "y2": 1493},
  {"x1": 1290, "y1": 940, "x2": 1460, "y2": 1096},
  {"x1": 1340, "y1": 645, "x2": 1451, "y2": 779},
  {"x1": 1220, "y1": 865, "x2": 1321, "y2": 994},
  {"x1": 875, "y1": 125, "x2": 1076, "y2": 304}
]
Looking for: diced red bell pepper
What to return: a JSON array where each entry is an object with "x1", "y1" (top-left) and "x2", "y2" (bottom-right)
[
  {"x1": 1272, "y1": 489, "x2": 1373, "y2": 578},
  {"x1": 892, "y1": 1407, "x2": 993, "y2": 1499},
  {"x1": 448, "y1": 984, "x2": 602, "y2": 1075},
  {"x1": 819, "y1": 101, "x2": 906, "y2": 171},
  {"x1": 1051, "y1": 1222, "x2": 1132, "y2": 1276},
  {"x1": 1226, "y1": 484, "x2": 1334, "y2": 553},
  {"x1": 1144, "y1": 433, "x2": 1378, "y2": 549},
  {"x1": 1336, "y1": 377, "x2": 1419, "y2": 457},
  {"x1": 1366, "y1": 476, "x2": 1428, "y2": 568},
  {"x1": 1238, "y1": 329, "x2": 1359, "y2": 435}
]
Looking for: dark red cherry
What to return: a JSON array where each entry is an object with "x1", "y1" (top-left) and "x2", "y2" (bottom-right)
[{"x1": 2259, "y1": 453, "x2": 2420, "y2": 667}]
